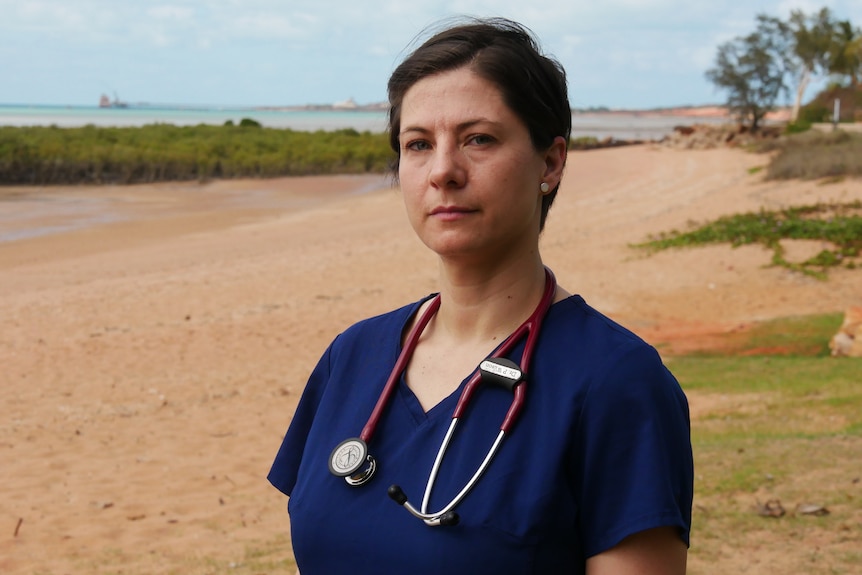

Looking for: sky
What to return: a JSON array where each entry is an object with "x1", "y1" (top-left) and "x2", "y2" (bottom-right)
[{"x1": 2, "y1": 0, "x2": 860, "y2": 110}]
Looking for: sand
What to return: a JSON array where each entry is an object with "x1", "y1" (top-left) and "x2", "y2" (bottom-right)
[{"x1": 1, "y1": 146, "x2": 860, "y2": 574}]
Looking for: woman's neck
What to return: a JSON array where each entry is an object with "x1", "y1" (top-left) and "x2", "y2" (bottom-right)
[{"x1": 432, "y1": 258, "x2": 549, "y2": 345}]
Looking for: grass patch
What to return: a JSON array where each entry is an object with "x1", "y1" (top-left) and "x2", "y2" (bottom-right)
[
  {"x1": 683, "y1": 313, "x2": 845, "y2": 357},
  {"x1": 739, "y1": 314, "x2": 843, "y2": 356},
  {"x1": 674, "y1": 354, "x2": 862, "y2": 443},
  {"x1": 685, "y1": 379, "x2": 862, "y2": 574},
  {"x1": 667, "y1": 312, "x2": 862, "y2": 574},
  {"x1": 633, "y1": 201, "x2": 862, "y2": 278},
  {"x1": 671, "y1": 347, "x2": 861, "y2": 394}
]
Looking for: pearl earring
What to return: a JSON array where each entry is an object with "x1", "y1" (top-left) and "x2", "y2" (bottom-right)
[{"x1": 540, "y1": 182, "x2": 550, "y2": 194}]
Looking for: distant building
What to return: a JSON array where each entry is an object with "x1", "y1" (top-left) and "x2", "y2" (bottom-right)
[{"x1": 333, "y1": 97, "x2": 359, "y2": 110}]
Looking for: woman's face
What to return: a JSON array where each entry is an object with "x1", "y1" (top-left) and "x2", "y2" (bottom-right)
[{"x1": 397, "y1": 66, "x2": 562, "y2": 265}]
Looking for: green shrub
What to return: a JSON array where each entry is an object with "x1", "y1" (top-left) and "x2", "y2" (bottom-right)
[
  {"x1": 0, "y1": 124, "x2": 394, "y2": 185},
  {"x1": 797, "y1": 103, "x2": 830, "y2": 124},
  {"x1": 633, "y1": 201, "x2": 862, "y2": 278},
  {"x1": 783, "y1": 120, "x2": 811, "y2": 134},
  {"x1": 569, "y1": 136, "x2": 599, "y2": 149}
]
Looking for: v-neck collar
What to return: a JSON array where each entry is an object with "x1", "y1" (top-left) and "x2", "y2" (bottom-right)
[{"x1": 388, "y1": 293, "x2": 578, "y2": 427}]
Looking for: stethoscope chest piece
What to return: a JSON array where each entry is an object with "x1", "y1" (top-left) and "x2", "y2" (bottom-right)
[{"x1": 329, "y1": 437, "x2": 376, "y2": 486}]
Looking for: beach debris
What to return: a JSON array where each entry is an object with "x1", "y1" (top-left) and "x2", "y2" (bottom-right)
[
  {"x1": 796, "y1": 503, "x2": 830, "y2": 516},
  {"x1": 755, "y1": 499, "x2": 786, "y2": 518},
  {"x1": 829, "y1": 306, "x2": 862, "y2": 357},
  {"x1": 14, "y1": 517, "x2": 23, "y2": 537}
]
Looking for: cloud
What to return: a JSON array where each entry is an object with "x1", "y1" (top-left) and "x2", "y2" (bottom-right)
[
  {"x1": 148, "y1": 5, "x2": 195, "y2": 21},
  {"x1": 12, "y1": 1, "x2": 91, "y2": 32},
  {"x1": 2, "y1": 0, "x2": 861, "y2": 108},
  {"x1": 228, "y1": 13, "x2": 313, "y2": 40}
]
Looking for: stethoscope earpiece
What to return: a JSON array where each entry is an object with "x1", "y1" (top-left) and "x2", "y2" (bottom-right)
[
  {"x1": 387, "y1": 484, "x2": 408, "y2": 504},
  {"x1": 439, "y1": 511, "x2": 460, "y2": 526},
  {"x1": 388, "y1": 484, "x2": 461, "y2": 526}
]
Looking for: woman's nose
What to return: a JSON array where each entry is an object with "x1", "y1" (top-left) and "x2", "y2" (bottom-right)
[{"x1": 428, "y1": 144, "x2": 466, "y2": 189}]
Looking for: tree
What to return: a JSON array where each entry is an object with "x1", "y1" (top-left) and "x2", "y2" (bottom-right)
[
  {"x1": 829, "y1": 20, "x2": 862, "y2": 89},
  {"x1": 787, "y1": 8, "x2": 836, "y2": 122},
  {"x1": 706, "y1": 15, "x2": 792, "y2": 132}
]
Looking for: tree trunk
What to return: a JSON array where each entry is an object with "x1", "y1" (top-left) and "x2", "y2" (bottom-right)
[
  {"x1": 791, "y1": 68, "x2": 811, "y2": 123},
  {"x1": 750, "y1": 108, "x2": 762, "y2": 132}
]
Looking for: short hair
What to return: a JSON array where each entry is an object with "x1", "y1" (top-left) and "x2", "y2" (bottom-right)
[{"x1": 387, "y1": 17, "x2": 571, "y2": 229}]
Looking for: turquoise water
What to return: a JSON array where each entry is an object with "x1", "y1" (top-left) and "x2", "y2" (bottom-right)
[{"x1": 0, "y1": 104, "x2": 731, "y2": 140}]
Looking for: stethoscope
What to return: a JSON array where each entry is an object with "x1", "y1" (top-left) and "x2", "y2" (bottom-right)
[{"x1": 328, "y1": 268, "x2": 556, "y2": 527}]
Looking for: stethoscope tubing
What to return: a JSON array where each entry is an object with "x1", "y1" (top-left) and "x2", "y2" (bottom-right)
[
  {"x1": 334, "y1": 267, "x2": 557, "y2": 526},
  {"x1": 408, "y1": 270, "x2": 555, "y2": 524},
  {"x1": 359, "y1": 294, "x2": 441, "y2": 443},
  {"x1": 417, "y1": 424, "x2": 507, "y2": 520},
  {"x1": 363, "y1": 267, "x2": 554, "y2": 443}
]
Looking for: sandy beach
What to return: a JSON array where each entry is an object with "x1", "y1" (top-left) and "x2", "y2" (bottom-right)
[{"x1": 2, "y1": 144, "x2": 861, "y2": 574}]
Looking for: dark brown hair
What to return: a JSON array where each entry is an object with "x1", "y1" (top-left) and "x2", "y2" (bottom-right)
[{"x1": 387, "y1": 17, "x2": 571, "y2": 229}]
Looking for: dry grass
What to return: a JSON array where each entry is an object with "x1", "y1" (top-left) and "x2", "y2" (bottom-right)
[{"x1": 758, "y1": 129, "x2": 862, "y2": 180}]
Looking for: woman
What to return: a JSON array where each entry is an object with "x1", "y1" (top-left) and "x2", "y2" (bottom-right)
[{"x1": 269, "y1": 17, "x2": 693, "y2": 574}]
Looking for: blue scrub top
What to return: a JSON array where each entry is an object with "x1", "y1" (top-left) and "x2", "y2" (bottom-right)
[{"x1": 269, "y1": 295, "x2": 693, "y2": 574}]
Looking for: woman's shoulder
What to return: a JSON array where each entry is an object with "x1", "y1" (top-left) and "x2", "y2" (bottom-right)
[
  {"x1": 547, "y1": 295, "x2": 651, "y2": 351},
  {"x1": 542, "y1": 295, "x2": 677, "y2": 388}
]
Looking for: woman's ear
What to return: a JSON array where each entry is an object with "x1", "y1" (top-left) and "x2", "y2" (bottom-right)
[{"x1": 542, "y1": 136, "x2": 568, "y2": 189}]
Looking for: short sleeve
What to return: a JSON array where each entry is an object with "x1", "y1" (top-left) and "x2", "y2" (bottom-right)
[
  {"x1": 267, "y1": 341, "x2": 335, "y2": 496},
  {"x1": 574, "y1": 342, "x2": 693, "y2": 557}
]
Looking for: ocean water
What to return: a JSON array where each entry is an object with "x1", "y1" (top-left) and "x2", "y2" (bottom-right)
[
  {"x1": 569, "y1": 113, "x2": 732, "y2": 141},
  {"x1": 0, "y1": 104, "x2": 732, "y2": 141},
  {"x1": 0, "y1": 105, "x2": 389, "y2": 132}
]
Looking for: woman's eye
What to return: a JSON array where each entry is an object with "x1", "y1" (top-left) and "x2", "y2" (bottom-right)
[
  {"x1": 405, "y1": 140, "x2": 431, "y2": 151},
  {"x1": 468, "y1": 134, "x2": 494, "y2": 146}
]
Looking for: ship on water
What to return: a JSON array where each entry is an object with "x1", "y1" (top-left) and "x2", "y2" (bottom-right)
[{"x1": 99, "y1": 93, "x2": 129, "y2": 108}]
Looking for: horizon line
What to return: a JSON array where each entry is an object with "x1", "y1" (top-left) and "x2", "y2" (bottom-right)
[{"x1": 0, "y1": 101, "x2": 741, "y2": 114}]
